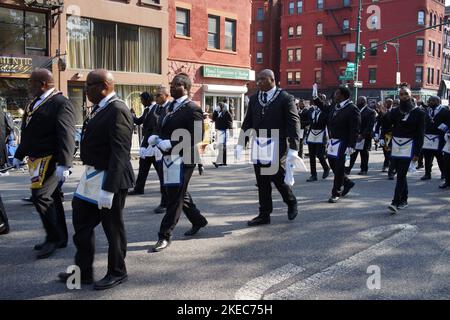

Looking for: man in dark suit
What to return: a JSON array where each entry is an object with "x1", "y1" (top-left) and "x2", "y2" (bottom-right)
[
  {"x1": 141, "y1": 87, "x2": 172, "y2": 214},
  {"x1": 128, "y1": 92, "x2": 156, "y2": 195},
  {"x1": 297, "y1": 99, "x2": 309, "y2": 158},
  {"x1": 0, "y1": 194, "x2": 9, "y2": 235},
  {"x1": 305, "y1": 98, "x2": 330, "y2": 182},
  {"x1": 58, "y1": 69, "x2": 134, "y2": 290},
  {"x1": 236, "y1": 69, "x2": 301, "y2": 226},
  {"x1": 212, "y1": 102, "x2": 233, "y2": 167},
  {"x1": 421, "y1": 96, "x2": 450, "y2": 182},
  {"x1": 347, "y1": 96, "x2": 376, "y2": 175},
  {"x1": 314, "y1": 86, "x2": 361, "y2": 203},
  {"x1": 148, "y1": 73, "x2": 207, "y2": 252},
  {"x1": 13, "y1": 68, "x2": 75, "y2": 259}
]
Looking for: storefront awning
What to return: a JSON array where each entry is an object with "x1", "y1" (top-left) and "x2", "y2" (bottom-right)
[{"x1": 202, "y1": 84, "x2": 248, "y2": 94}]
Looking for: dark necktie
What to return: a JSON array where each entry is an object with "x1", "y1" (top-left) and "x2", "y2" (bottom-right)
[
  {"x1": 262, "y1": 92, "x2": 268, "y2": 104},
  {"x1": 168, "y1": 101, "x2": 176, "y2": 112}
]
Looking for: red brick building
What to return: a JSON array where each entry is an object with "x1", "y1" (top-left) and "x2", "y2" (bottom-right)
[
  {"x1": 168, "y1": 0, "x2": 253, "y2": 123},
  {"x1": 278, "y1": 0, "x2": 446, "y2": 102},
  {"x1": 249, "y1": 0, "x2": 281, "y2": 95}
]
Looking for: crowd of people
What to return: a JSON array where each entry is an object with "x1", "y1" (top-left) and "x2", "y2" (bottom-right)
[{"x1": 1, "y1": 66, "x2": 450, "y2": 290}]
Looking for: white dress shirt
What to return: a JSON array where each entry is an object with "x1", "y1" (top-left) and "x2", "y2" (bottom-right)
[
  {"x1": 263, "y1": 86, "x2": 277, "y2": 102},
  {"x1": 98, "y1": 91, "x2": 117, "y2": 109},
  {"x1": 32, "y1": 88, "x2": 55, "y2": 110},
  {"x1": 173, "y1": 95, "x2": 189, "y2": 111}
]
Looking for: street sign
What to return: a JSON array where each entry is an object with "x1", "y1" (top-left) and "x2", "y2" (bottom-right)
[
  {"x1": 396, "y1": 72, "x2": 401, "y2": 85},
  {"x1": 354, "y1": 81, "x2": 363, "y2": 88},
  {"x1": 346, "y1": 62, "x2": 356, "y2": 70},
  {"x1": 346, "y1": 43, "x2": 356, "y2": 53},
  {"x1": 339, "y1": 75, "x2": 354, "y2": 81}
]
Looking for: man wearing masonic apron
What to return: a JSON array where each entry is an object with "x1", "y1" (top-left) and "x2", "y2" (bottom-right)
[
  {"x1": 59, "y1": 69, "x2": 134, "y2": 290},
  {"x1": 147, "y1": 73, "x2": 208, "y2": 252},
  {"x1": 236, "y1": 69, "x2": 301, "y2": 226},
  {"x1": 13, "y1": 68, "x2": 75, "y2": 259}
]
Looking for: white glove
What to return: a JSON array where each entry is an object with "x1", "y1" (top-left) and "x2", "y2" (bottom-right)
[
  {"x1": 312, "y1": 83, "x2": 318, "y2": 98},
  {"x1": 157, "y1": 139, "x2": 172, "y2": 152},
  {"x1": 408, "y1": 161, "x2": 418, "y2": 174},
  {"x1": 97, "y1": 190, "x2": 114, "y2": 210},
  {"x1": 56, "y1": 165, "x2": 70, "y2": 183},
  {"x1": 148, "y1": 135, "x2": 160, "y2": 147},
  {"x1": 13, "y1": 158, "x2": 22, "y2": 169},
  {"x1": 346, "y1": 147, "x2": 355, "y2": 155},
  {"x1": 154, "y1": 146, "x2": 163, "y2": 161},
  {"x1": 438, "y1": 123, "x2": 448, "y2": 132},
  {"x1": 139, "y1": 147, "x2": 147, "y2": 159},
  {"x1": 445, "y1": 133, "x2": 450, "y2": 142},
  {"x1": 379, "y1": 139, "x2": 385, "y2": 147},
  {"x1": 234, "y1": 144, "x2": 243, "y2": 161}
]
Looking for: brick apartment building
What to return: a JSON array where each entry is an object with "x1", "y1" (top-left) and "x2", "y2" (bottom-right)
[
  {"x1": 275, "y1": 0, "x2": 446, "y2": 102},
  {"x1": 168, "y1": 0, "x2": 253, "y2": 124}
]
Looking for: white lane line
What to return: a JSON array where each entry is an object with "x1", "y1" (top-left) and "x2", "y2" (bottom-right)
[
  {"x1": 264, "y1": 224, "x2": 418, "y2": 300},
  {"x1": 235, "y1": 263, "x2": 305, "y2": 300}
]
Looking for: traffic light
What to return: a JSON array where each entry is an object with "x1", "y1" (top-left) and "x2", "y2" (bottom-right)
[{"x1": 359, "y1": 45, "x2": 366, "y2": 60}]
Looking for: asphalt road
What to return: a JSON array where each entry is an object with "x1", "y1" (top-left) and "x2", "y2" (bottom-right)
[{"x1": 1, "y1": 149, "x2": 450, "y2": 300}]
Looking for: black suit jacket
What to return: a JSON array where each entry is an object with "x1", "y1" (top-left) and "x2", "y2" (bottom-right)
[
  {"x1": 80, "y1": 96, "x2": 135, "y2": 193},
  {"x1": 159, "y1": 100, "x2": 204, "y2": 166},
  {"x1": 425, "y1": 106, "x2": 450, "y2": 136},
  {"x1": 299, "y1": 108, "x2": 309, "y2": 131},
  {"x1": 240, "y1": 89, "x2": 301, "y2": 155},
  {"x1": 307, "y1": 107, "x2": 328, "y2": 130},
  {"x1": 140, "y1": 104, "x2": 167, "y2": 148},
  {"x1": 15, "y1": 93, "x2": 76, "y2": 167},
  {"x1": 212, "y1": 110, "x2": 233, "y2": 130},
  {"x1": 315, "y1": 98, "x2": 361, "y2": 148},
  {"x1": 360, "y1": 106, "x2": 377, "y2": 139}
]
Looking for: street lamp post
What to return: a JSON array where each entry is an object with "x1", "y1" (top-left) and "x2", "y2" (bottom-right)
[{"x1": 383, "y1": 41, "x2": 401, "y2": 89}]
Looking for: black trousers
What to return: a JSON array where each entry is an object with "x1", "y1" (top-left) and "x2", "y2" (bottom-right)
[
  {"x1": 298, "y1": 139, "x2": 304, "y2": 158},
  {"x1": 134, "y1": 156, "x2": 156, "y2": 193},
  {"x1": 253, "y1": 163, "x2": 297, "y2": 218},
  {"x1": 0, "y1": 194, "x2": 9, "y2": 233},
  {"x1": 391, "y1": 157, "x2": 410, "y2": 205},
  {"x1": 72, "y1": 190, "x2": 128, "y2": 279},
  {"x1": 307, "y1": 143, "x2": 329, "y2": 176},
  {"x1": 348, "y1": 138, "x2": 371, "y2": 173},
  {"x1": 31, "y1": 164, "x2": 68, "y2": 245},
  {"x1": 444, "y1": 153, "x2": 450, "y2": 184},
  {"x1": 158, "y1": 165, "x2": 207, "y2": 240},
  {"x1": 423, "y1": 149, "x2": 445, "y2": 176},
  {"x1": 328, "y1": 143, "x2": 353, "y2": 197},
  {"x1": 382, "y1": 147, "x2": 390, "y2": 169}
]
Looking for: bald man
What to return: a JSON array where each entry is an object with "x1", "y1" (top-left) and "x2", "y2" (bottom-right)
[
  {"x1": 237, "y1": 69, "x2": 301, "y2": 226},
  {"x1": 13, "y1": 68, "x2": 75, "y2": 259},
  {"x1": 59, "y1": 69, "x2": 134, "y2": 290}
]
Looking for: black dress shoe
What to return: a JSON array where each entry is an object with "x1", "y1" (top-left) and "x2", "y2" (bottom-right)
[
  {"x1": 58, "y1": 272, "x2": 93, "y2": 285},
  {"x1": 198, "y1": 165, "x2": 204, "y2": 175},
  {"x1": 36, "y1": 242, "x2": 57, "y2": 259},
  {"x1": 344, "y1": 167, "x2": 351, "y2": 175},
  {"x1": 184, "y1": 220, "x2": 208, "y2": 236},
  {"x1": 381, "y1": 167, "x2": 387, "y2": 173},
  {"x1": 94, "y1": 274, "x2": 128, "y2": 290},
  {"x1": 439, "y1": 183, "x2": 449, "y2": 189},
  {"x1": 212, "y1": 162, "x2": 219, "y2": 168},
  {"x1": 34, "y1": 240, "x2": 67, "y2": 251},
  {"x1": 22, "y1": 196, "x2": 34, "y2": 203},
  {"x1": 388, "y1": 174, "x2": 395, "y2": 180},
  {"x1": 306, "y1": 175, "x2": 318, "y2": 182},
  {"x1": 127, "y1": 190, "x2": 144, "y2": 196},
  {"x1": 341, "y1": 181, "x2": 355, "y2": 197},
  {"x1": 420, "y1": 174, "x2": 431, "y2": 181},
  {"x1": 0, "y1": 223, "x2": 9, "y2": 235},
  {"x1": 328, "y1": 196, "x2": 340, "y2": 203},
  {"x1": 322, "y1": 168, "x2": 330, "y2": 179},
  {"x1": 416, "y1": 164, "x2": 424, "y2": 170},
  {"x1": 247, "y1": 216, "x2": 270, "y2": 227},
  {"x1": 153, "y1": 239, "x2": 171, "y2": 252},
  {"x1": 154, "y1": 205, "x2": 166, "y2": 214},
  {"x1": 287, "y1": 205, "x2": 298, "y2": 221}
]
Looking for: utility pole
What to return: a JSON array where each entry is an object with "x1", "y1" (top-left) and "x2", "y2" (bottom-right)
[{"x1": 353, "y1": 0, "x2": 363, "y2": 99}]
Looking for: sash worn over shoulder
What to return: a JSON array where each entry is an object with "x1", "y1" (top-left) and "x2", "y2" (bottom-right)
[
  {"x1": 28, "y1": 155, "x2": 53, "y2": 189},
  {"x1": 251, "y1": 137, "x2": 276, "y2": 165},
  {"x1": 74, "y1": 166, "x2": 106, "y2": 204},
  {"x1": 391, "y1": 137, "x2": 414, "y2": 159},
  {"x1": 327, "y1": 139, "x2": 342, "y2": 158},
  {"x1": 162, "y1": 155, "x2": 184, "y2": 187}
]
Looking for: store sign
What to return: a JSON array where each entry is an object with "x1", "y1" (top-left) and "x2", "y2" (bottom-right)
[
  {"x1": 203, "y1": 65, "x2": 254, "y2": 81},
  {"x1": 0, "y1": 56, "x2": 33, "y2": 74}
]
